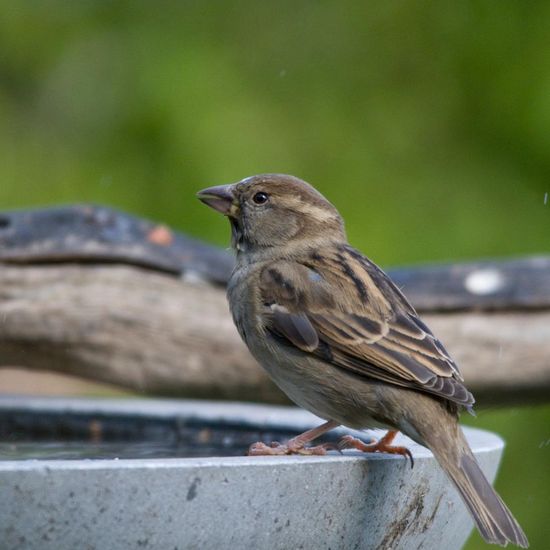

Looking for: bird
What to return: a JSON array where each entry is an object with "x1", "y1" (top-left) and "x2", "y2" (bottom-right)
[{"x1": 197, "y1": 173, "x2": 528, "y2": 547}]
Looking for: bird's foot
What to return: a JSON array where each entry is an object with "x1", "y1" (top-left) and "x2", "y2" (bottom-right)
[
  {"x1": 338, "y1": 430, "x2": 414, "y2": 468},
  {"x1": 247, "y1": 420, "x2": 340, "y2": 456},
  {"x1": 247, "y1": 440, "x2": 334, "y2": 456}
]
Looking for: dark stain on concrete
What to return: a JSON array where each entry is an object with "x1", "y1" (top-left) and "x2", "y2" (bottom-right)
[
  {"x1": 420, "y1": 494, "x2": 443, "y2": 533},
  {"x1": 186, "y1": 477, "x2": 201, "y2": 501},
  {"x1": 378, "y1": 491, "x2": 426, "y2": 549}
]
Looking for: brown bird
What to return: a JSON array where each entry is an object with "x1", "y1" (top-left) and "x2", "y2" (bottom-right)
[{"x1": 197, "y1": 174, "x2": 528, "y2": 547}]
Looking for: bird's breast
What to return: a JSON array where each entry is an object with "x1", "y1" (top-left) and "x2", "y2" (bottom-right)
[{"x1": 227, "y1": 262, "x2": 398, "y2": 432}]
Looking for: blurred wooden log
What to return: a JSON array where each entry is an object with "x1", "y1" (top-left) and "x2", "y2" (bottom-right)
[
  {"x1": 0, "y1": 264, "x2": 548, "y2": 407},
  {"x1": 0, "y1": 204, "x2": 234, "y2": 284},
  {"x1": 2, "y1": 204, "x2": 550, "y2": 309},
  {"x1": 1, "y1": 205, "x2": 548, "y2": 407},
  {"x1": 0, "y1": 265, "x2": 277, "y2": 403}
]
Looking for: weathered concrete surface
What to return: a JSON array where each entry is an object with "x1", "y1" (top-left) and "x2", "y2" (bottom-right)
[{"x1": 0, "y1": 397, "x2": 503, "y2": 550}]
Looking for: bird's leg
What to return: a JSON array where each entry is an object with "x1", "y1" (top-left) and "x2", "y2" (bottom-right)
[
  {"x1": 338, "y1": 430, "x2": 414, "y2": 467},
  {"x1": 248, "y1": 420, "x2": 340, "y2": 456}
]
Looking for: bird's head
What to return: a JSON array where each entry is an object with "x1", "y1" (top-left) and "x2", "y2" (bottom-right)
[{"x1": 197, "y1": 174, "x2": 346, "y2": 255}]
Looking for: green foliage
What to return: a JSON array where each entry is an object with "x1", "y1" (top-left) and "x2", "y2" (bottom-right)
[{"x1": 0, "y1": 2, "x2": 548, "y2": 547}]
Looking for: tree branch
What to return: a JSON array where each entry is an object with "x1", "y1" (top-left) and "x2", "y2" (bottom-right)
[{"x1": 1, "y1": 264, "x2": 548, "y2": 407}]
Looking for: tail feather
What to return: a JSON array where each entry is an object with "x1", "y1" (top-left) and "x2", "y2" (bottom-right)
[
  {"x1": 431, "y1": 443, "x2": 529, "y2": 547},
  {"x1": 458, "y1": 454, "x2": 528, "y2": 546}
]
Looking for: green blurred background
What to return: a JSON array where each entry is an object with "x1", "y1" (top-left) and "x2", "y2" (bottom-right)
[{"x1": 0, "y1": 2, "x2": 548, "y2": 548}]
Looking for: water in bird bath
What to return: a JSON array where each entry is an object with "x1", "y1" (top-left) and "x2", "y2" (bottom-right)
[{"x1": 0, "y1": 407, "x2": 338, "y2": 461}]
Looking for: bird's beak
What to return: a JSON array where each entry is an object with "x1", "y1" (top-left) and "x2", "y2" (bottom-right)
[{"x1": 196, "y1": 184, "x2": 238, "y2": 216}]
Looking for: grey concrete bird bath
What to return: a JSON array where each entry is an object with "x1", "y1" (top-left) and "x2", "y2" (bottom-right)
[{"x1": 0, "y1": 396, "x2": 504, "y2": 550}]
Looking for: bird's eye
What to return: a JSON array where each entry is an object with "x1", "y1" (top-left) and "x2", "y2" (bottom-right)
[{"x1": 252, "y1": 191, "x2": 269, "y2": 205}]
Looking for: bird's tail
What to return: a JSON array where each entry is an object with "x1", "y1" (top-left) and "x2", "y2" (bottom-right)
[{"x1": 425, "y1": 425, "x2": 528, "y2": 547}]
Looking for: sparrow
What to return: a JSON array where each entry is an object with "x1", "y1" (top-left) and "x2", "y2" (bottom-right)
[{"x1": 197, "y1": 174, "x2": 528, "y2": 547}]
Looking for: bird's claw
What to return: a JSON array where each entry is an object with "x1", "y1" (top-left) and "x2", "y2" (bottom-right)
[
  {"x1": 247, "y1": 440, "x2": 333, "y2": 456},
  {"x1": 338, "y1": 434, "x2": 414, "y2": 468}
]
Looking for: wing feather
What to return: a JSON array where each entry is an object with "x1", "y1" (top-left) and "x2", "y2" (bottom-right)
[
  {"x1": 270, "y1": 305, "x2": 319, "y2": 351},
  {"x1": 260, "y1": 249, "x2": 474, "y2": 409}
]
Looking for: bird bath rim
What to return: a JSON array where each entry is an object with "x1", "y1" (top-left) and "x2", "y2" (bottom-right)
[{"x1": 0, "y1": 396, "x2": 505, "y2": 550}]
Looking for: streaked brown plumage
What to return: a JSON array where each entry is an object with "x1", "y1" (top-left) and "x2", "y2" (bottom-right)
[{"x1": 197, "y1": 174, "x2": 528, "y2": 548}]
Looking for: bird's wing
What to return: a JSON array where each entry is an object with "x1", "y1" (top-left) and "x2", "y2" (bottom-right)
[{"x1": 260, "y1": 246, "x2": 474, "y2": 409}]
